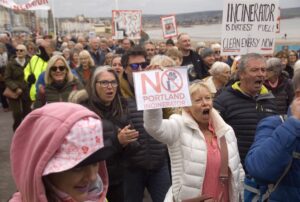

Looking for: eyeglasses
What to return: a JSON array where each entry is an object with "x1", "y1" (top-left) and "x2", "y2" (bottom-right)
[
  {"x1": 129, "y1": 62, "x2": 148, "y2": 71},
  {"x1": 214, "y1": 51, "x2": 221, "y2": 54},
  {"x1": 50, "y1": 65, "x2": 66, "y2": 72},
  {"x1": 16, "y1": 49, "x2": 25, "y2": 52},
  {"x1": 96, "y1": 80, "x2": 118, "y2": 88},
  {"x1": 146, "y1": 49, "x2": 154, "y2": 51}
]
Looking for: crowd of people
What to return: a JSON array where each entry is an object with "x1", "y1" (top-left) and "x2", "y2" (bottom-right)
[{"x1": 1, "y1": 30, "x2": 300, "y2": 201}]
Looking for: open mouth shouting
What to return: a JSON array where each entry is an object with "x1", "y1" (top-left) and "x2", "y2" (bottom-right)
[{"x1": 202, "y1": 108, "x2": 210, "y2": 120}]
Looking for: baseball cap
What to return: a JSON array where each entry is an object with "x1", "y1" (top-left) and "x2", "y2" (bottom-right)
[{"x1": 43, "y1": 117, "x2": 109, "y2": 176}]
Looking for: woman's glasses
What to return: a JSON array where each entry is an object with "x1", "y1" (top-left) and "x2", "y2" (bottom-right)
[
  {"x1": 129, "y1": 62, "x2": 148, "y2": 71},
  {"x1": 50, "y1": 66, "x2": 66, "y2": 72},
  {"x1": 96, "y1": 80, "x2": 118, "y2": 88},
  {"x1": 16, "y1": 49, "x2": 25, "y2": 52}
]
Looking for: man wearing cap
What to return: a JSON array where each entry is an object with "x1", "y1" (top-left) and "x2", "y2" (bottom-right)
[
  {"x1": 177, "y1": 33, "x2": 207, "y2": 81},
  {"x1": 119, "y1": 46, "x2": 171, "y2": 202}
]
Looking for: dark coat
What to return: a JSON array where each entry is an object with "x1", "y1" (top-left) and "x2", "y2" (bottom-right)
[
  {"x1": 264, "y1": 74, "x2": 294, "y2": 115},
  {"x1": 34, "y1": 79, "x2": 83, "y2": 108},
  {"x1": 75, "y1": 65, "x2": 95, "y2": 86},
  {"x1": 5, "y1": 57, "x2": 30, "y2": 91},
  {"x1": 245, "y1": 115, "x2": 300, "y2": 201},
  {"x1": 119, "y1": 75, "x2": 169, "y2": 171},
  {"x1": 181, "y1": 50, "x2": 209, "y2": 81},
  {"x1": 213, "y1": 82, "x2": 277, "y2": 165}
]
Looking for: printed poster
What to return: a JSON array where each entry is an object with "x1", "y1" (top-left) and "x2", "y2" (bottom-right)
[
  {"x1": 161, "y1": 15, "x2": 178, "y2": 39},
  {"x1": 133, "y1": 67, "x2": 191, "y2": 111},
  {"x1": 221, "y1": 0, "x2": 280, "y2": 55},
  {"x1": 112, "y1": 10, "x2": 142, "y2": 40}
]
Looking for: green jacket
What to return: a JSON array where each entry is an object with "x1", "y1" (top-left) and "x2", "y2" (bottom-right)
[
  {"x1": 24, "y1": 55, "x2": 48, "y2": 101},
  {"x1": 34, "y1": 79, "x2": 83, "y2": 109},
  {"x1": 5, "y1": 57, "x2": 30, "y2": 91}
]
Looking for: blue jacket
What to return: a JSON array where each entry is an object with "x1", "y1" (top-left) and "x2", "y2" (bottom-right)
[{"x1": 245, "y1": 115, "x2": 300, "y2": 201}]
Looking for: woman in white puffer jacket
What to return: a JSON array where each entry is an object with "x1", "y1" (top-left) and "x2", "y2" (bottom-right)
[{"x1": 144, "y1": 82, "x2": 244, "y2": 202}]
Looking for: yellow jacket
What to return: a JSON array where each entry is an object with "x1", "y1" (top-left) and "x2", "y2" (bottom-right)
[{"x1": 24, "y1": 55, "x2": 48, "y2": 101}]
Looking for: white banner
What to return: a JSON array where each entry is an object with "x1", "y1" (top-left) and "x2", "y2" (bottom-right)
[
  {"x1": 221, "y1": 0, "x2": 279, "y2": 55},
  {"x1": 161, "y1": 15, "x2": 178, "y2": 39},
  {"x1": 0, "y1": 0, "x2": 50, "y2": 11},
  {"x1": 133, "y1": 67, "x2": 191, "y2": 111},
  {"x1": 112, "y1": 10, "x2": 142, "y2": 40}
]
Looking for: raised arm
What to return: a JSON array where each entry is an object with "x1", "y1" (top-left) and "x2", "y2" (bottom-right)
[
  {"x1": 144, "y1": 108, "x2": 181, "y2": 145},
  {"x1": 245, "y1": 114, "x2": 300, "y2": 182}
]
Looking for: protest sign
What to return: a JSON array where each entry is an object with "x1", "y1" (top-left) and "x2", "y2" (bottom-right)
[
  {"x1": 133, "y1": 67, "x2": 191, "y2": 111},
  {"x1": 221, "y1": 0, "x2": 279, "y2": 55},
  {"x1": 0, "y1": 0, "x2": 50, "y2": 11},
  {"x1": 161, "y1": 15, "x2": 178, "y2": 39},
  {"x1": 112, "y1": 10, "x2": 142, "y2": 40}
]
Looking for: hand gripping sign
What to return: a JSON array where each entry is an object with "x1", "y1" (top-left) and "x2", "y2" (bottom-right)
[{"x1": 133, "y1": 67, "x2": 191, "y2": 111}]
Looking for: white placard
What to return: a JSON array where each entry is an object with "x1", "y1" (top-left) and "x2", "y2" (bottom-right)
[
  {"x1": 112, "y1": 10, "x2": 142, "y2": 40},
  {"x1": 133, "y1": 67, "x2": 191, "y2": 111},
  {"x1": 221, "y1": 0, "x2": 279, "y2": 55},
  {"x1": 161, "y1": 15, "x2": 178, "y2": 39},
  {"x1": 0, "y1": 0, "x2": 50, "y2": 11}
]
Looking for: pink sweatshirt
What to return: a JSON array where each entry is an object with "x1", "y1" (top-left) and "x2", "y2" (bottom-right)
[{"x1": 9, "y1": 103, "x2": 108, "y2": 202}]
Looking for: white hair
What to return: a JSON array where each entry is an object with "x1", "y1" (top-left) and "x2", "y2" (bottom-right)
[
  {"x1": 209, "y1": 61, "x2": 230, "y2": 76},
  {"x1": 211, "y1": 43, "x2": 221, "y2": 50},
  {"x1": 294, "y1": 60, "x2": 300, "y2": 73}
]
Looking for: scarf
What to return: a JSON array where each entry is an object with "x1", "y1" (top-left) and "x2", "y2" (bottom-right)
[{"x1": 48, "y1": 174, "x2": 103, "y2": 202}]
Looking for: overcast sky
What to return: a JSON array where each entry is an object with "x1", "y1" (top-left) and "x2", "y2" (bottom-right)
[{"x1": 16, "y1": 0, "x2": 300, "y2": 17}]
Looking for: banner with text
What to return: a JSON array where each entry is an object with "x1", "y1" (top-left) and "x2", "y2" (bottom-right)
[
  {"x1": 0, "y1": 0, "x2": 50, "y2": 11},
  {"x1": 133, "y1": 67, "x2": 191, "y2": 111},
  {"x1": 221, "y1": 0, "x2": 279, "y2": 55},
  {"x1": 112, "y1": 10, "x2": 142, "y2": 40},
  {"x1": 161, "y1": 15, "x2": 178, "y2": 39}
]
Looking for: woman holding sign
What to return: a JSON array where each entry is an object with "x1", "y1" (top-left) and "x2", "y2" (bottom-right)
[{"x1": 144, "y1": 82, "x2": 244, "y2": 202}]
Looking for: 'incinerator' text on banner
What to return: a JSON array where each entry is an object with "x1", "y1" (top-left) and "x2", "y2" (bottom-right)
[
  {"x1": 221, "y1": 0, "x2": 279, "y2": 55},
  {"x1": 133, "y1": 67, "x2": 191, "y2": 111}
]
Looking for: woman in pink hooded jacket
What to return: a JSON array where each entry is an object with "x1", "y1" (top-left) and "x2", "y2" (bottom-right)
[{"x1": 9, "y1": 102, "x2": 109, "y2": 202}]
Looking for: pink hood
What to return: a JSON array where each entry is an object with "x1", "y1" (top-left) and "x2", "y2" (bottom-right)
[{"x1": 10, "y1": 103, "x2": 108, "y2": 202}]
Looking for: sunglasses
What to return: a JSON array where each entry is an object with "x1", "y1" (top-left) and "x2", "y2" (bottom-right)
[
  {"x1": 50, "y1": 65, "x2": 66, "y2": 72},
  {"x1": 146, "y1": 49, "x2": 155, "y2": 51},
  {"x1": 16, "y1": 49, "x2": 25, "y2": 52},
  {"x1": 214, "y1": 51, "x2": 221, "y2": 54},
  {"x1": 129, "y1": 62, "x2": 148, "y2": 71}
]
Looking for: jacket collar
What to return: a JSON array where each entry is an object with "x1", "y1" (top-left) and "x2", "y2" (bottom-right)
[{"x1": 182, "y1": 108, "x2": 231, "y2": 138}]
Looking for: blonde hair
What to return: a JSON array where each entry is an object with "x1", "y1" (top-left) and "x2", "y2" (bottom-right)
[
  {"x1": 79, "y1": 50, "x2": 95, "y2": 67},
  {"x1": 150, "y1": 55, "x2": 175, "y2": 68},
  {"x1": 176, "y1": 81, "x2": 212, "y2": 114},
  {"x1": 189, "y1": 81, "x2": 212, "y2": 97},
  {"x1": 45, "y1": 55, "x2": 74, "y2": 84}
]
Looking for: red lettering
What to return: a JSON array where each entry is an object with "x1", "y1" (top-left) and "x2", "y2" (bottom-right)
[{"x1": 141, "y1": 72, "x2": 161, "y2": 94}]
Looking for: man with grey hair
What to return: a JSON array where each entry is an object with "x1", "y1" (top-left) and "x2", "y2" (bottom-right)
[
  {"x1": 177, "y1": 33, "x2": 207, "y2": 81},
  {"x1": 245, "y1": 68, "x2": 300, "y2": 201},
  {"x1": 264, "y1": 57, "x2": 294, "y2": 115},
  {"x1": 214, "y1": 53, "x2": 277, "y2": 165},
  {"x1": 144, "y1": 41, "x2": 156, "y2": 64},
  {"x1": 88, "y1": 37, "x2": 105, "y2": 66}
]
